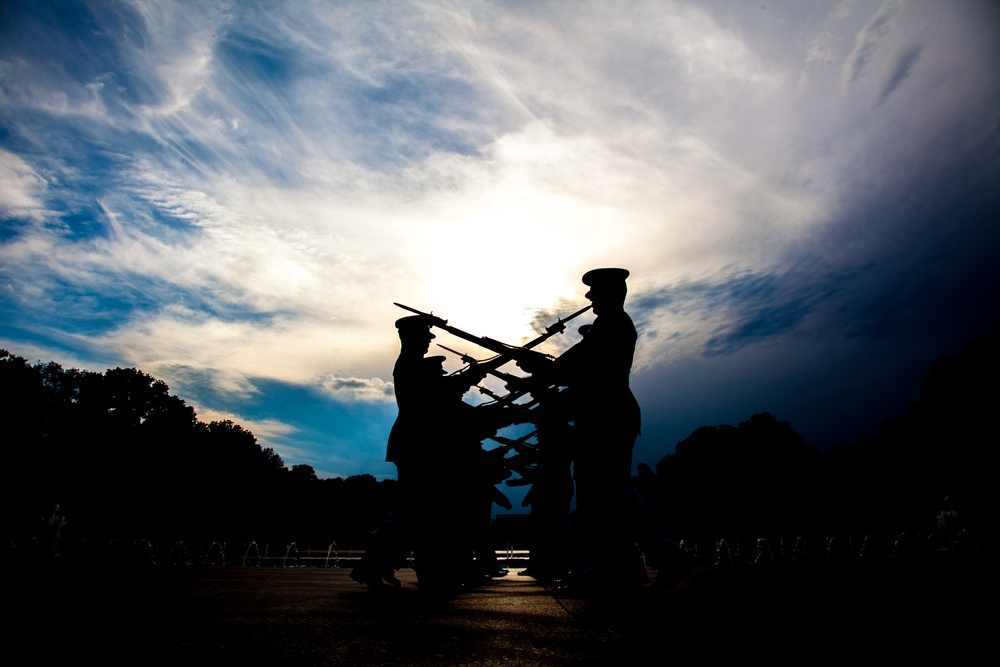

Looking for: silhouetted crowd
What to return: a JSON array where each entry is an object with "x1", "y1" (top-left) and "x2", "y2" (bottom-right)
[{"x1": 351, "y1": 268, "x2": 690, "y2": 595}]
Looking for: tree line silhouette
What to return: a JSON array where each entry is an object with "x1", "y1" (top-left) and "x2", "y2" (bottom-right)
[
  {"x1": 639, "y1": 339, "x2": 997, "y2": 550},
  {"x1": 0, "y1": 351, "x2": 397, "y2": 553},
  {"x1": 2, "y1": 340, "x2": 996, "y2": 556}
]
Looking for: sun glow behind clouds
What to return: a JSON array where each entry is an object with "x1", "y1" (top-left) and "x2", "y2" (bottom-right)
[{"x1": 2, "y1": 0, "x2": 998, "y2": 476}]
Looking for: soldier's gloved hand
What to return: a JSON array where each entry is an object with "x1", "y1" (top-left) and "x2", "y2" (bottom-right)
[
  {"x1": 514, "y1": 349, "x2": 552, "y2": 374},
  {"x1": 503, "y1": 374, "x2": 530, "y2": 393},
  {"x1": 504, "y1": 374, "x2": 548, "y2": 398}
]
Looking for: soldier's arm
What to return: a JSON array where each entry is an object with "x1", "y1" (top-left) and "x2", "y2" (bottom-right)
[
  {"x1": 526, "y1": 337, "x2": 591, "y2": 386},
  {"x1": 442, "y1": 363, "x2": 489, "y2": 393}
]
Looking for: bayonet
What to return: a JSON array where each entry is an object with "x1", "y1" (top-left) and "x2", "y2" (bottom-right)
[{"x1": 393, "y1": 302, "x2": 591, "y2": 359}]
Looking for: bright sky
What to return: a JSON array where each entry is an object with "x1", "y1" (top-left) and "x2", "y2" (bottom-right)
[{"x1": 2, "y1": 0, "x2": 998, "y2": 481}]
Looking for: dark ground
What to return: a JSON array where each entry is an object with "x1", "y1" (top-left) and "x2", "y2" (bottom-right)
[{"x1": 4, "y1": 555, "x2": 995, "y2": 665}]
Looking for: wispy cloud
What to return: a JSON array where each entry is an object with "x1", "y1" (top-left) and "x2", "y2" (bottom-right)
[
  {"x1": 629, "y1": 263, "x2": 842, "y2": 364},
  {"x1": 2, "y1": 0, "x2": 998, "y2": 470},
  {"x1": 320, "y1": 375, "x2": 394, "y2": 402},
  {"x1": 842, "y1": 0, "x2": 902, "y2": 90},
  {"x1": 877, "y1": 44, "x2": 921, "y2": 107},
  {"x1": 0, "y1": 148, "x2": 48, "y2": 221}
]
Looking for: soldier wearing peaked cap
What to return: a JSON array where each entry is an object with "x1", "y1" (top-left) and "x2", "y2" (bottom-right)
[
  {"x1": 386, "y1": 317, "x2": 488, "y2": 469},
  {"x1": 521, "y1": 269, "x2": 640, "y2": 495},
  {"x1": 519, "y1": 268, "x2": 683, "y2": 591},
  {"x1": 384, "y1": 315, "x2": 436, "y2": 469},
  {"x1": 353, "y1": 314, "x2": 492, "y2": 590}
]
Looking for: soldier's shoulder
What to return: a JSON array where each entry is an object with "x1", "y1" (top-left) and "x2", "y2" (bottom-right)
[{"x1": 594, "y1": 310, "x2": 637, "y2": 331}]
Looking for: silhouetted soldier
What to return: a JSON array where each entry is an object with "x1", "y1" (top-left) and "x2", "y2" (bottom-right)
[
  {"x1": 519, "y1": 268, "x2": 686, "y2": 592},
  {"x1": 519, "y1": 271, "x2": 638, "y2": 494},
  {"x1": 352, "y1": 315, "x2": 489, "y2": 590}
]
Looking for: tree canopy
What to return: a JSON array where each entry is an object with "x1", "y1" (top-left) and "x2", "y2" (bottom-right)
[
  {"x1": 0, "y1": 350, "x2": 394, "y2": 548},
  {"x1": 638, "y1": 340, "x2": 998, "y2": 540}
]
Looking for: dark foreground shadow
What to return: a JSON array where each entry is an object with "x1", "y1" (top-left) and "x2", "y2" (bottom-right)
[{"x1": 4, "y1": 559, "x2": 995, "y2": 665}]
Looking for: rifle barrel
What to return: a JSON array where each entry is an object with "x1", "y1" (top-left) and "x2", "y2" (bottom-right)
[{"x1": 393, "y1": 302, "x2": 591, "y2": 358}]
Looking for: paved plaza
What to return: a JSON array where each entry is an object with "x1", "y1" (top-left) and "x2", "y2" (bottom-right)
[{"x1": 5, "y1": 557, "x2": 993, "y2": 665}]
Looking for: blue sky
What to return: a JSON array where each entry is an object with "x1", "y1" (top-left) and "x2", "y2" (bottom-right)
[{"x1": 2, "y1": 0, "x2": 998, "y2": 483}]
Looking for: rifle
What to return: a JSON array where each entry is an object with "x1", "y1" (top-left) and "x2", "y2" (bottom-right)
[
  {"x1": 393, "y1": 302, "x2": 591, "y2": 365},
  {"x1": 488, "y1": 431, "x2": 540, "y2": 478},
  {"x1": 489, "y1": 431, "x2": 539, "y2": 457},
  {"x1": 394, "y1": 303, "x2": 586, "y2": 478},
  {"x1": 475, "y1": 383, "x2": 535, "y2": 407},
  {"x1": 437, "y1": 344, "x2": 530, "y2": 387}
]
